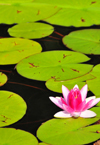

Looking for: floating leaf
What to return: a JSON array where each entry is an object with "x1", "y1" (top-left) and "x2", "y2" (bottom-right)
[
  {"x1": 0, "y1": 0, "x2": 59, "y2": 24},
  {"x1": 43, "y1": 0, "x2": 100, "y2": 27},
  {"x1": 46, "y1": 73, "x2": 94, "y2": 93},
  {"x1": 0, "y1": 72, "x2": 8, "y2": 86},
  {"x1": 90, "y1": 107, "x2": 100, "y2": 117},
  {"x1": 63, "y1": 29, "x2": 100, "y2": 54},
  {"x1": 16, "y1": 51, "x2": 93, "y2": 81},
  {"x1": 0, "y1": 90, "x2": 27, "y2": 127},
  {"x1": 87, "y1": 64, "x2": 100, "y2": 97},
  {"x1": 37, "y1": 117, "x2": 99, "y2": 145},
  {"x1": 39, "y1": 143, "x2": 50, "y2": 145},
  {"x1": 45, "y1": 74, "x2": 94, "y2": 93},
  {"x1": 0, "y1": 38, "x2": 42, "y2": 65},
  {"x1": 0, "y1": 128, "x2": 38, "y2": 145},
  {"x1": 8, "y1": 22, "x2": 54, "y2": 39}
]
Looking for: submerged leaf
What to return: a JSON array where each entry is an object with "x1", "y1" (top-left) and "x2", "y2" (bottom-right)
[{"x1": 16, "y1": 51, "x2": 93, "y2": 81}]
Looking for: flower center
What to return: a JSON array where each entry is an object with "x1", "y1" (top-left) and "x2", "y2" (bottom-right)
[{"x1": 75, "y1": 96, "x2": 77, "y2": 99}]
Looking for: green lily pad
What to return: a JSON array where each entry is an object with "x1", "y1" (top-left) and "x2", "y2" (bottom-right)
[
  {"x1": 0, "y1": 38, "x2": 42, "y2": 65},
  {"x1": 0, "y1": 90, "x2": 27, "y2": 127},
  {"x1": 39, "y1": 143, "x2": 50, "y2": 145},
  {"x1": 63, "y1": 29, "x2": 100, "y2": 54},
  {"x1": 8, "y1": 22, "x2": 54, "y2": 39},
  {"x1": 87, "y1": 64, "x2": 100, "y2": 97},
  {"x1": 16, "y1": 51, "x2": 93, "y2": 81},
  {"x1": 0, "y1": 72, "x2": 8, "y2": 86},
  {"x1": 0, "y1": 128, "x2": 38, "y2": 145},
  {"x1": 37, "y1": 116, "x2": 99, "y2": 145},
  {"x1": 46, "y1": 73, "x2": 94, "y2": 93},
  {"x1": 0, "y1": 0, "x2": 59, "y2": 24},
  {"x1": 43, "y1": 0, "x2": 100, "y2": 27},
  {"x1": 90, "y1": 107, "x2": 100, "y2": 117}
]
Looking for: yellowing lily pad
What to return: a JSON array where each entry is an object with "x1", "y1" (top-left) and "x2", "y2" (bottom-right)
[
  {"x1": 0, "y1": 90, "x2": 27, "y2": 127},
  {"x1": 16, "y1": 51, "x2": 93, "y2": 81},
  {"x1": 0, "y1": 38, "x2": 42, "y2": 65},
  {"x1": 0, "y1": 72, "x2": 8, "y2": 86},
  {"x1": 43, "y1": 0, "x2": 100, "y2": 27},
  {"x1": 46, "y1": 73, "x2": 95, "y2": 93},
  {"x1": 8, "y1": 22, "x2": 54, "y2": 39},
  {"x1": 0, "y1": 0, "x2": 59, "y2": 24},
  {"x1": 0, "y1": 128, "x2": 38, "y2": 145},
  {"x1": 63, "y1": 29, "x2": 100, "y2": 54},
  {"x1": 37, "y1": 116, "x2": 99, "y2": 145}
]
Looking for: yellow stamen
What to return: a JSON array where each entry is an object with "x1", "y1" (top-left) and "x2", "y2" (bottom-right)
[{"x1": 75, "y1": 96, "x2": 77, "y2": 99}]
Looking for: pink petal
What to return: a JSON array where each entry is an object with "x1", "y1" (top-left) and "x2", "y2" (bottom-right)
[
  {"x1": 62, "y1": 85, "x2": 69, "y2": 103},
  {"x1": 68, "y1": 87, "x2": 82, "y2": 110},
  {"x1": 76, "y1": 100, "x2": 86, "y2": 112},
  {"x1": 49, "y1": 97, "x2": 63, "y2": 109},
  {"x1": 82, "y1": 99, "x2": 94, "y2": 111},
  {"x1": 73, "y1": 84, "x2": 79, "y2": 89},
  {"x1": 80, "y1": 84, "x2": 88, "y2": 101},
  {"x1": 83, "y1": 98, "x2": 100, "y2": 111},
  {"x1": 54, "y1": 111, "x2": 72, "y2": 118},
  {"x1": 87, "y1": 98, "x2": 100, "y2": 109},
  {"x1": 61, "y1": 97, "x2": 67, "y2": 105},
  {"x1": 63, "y1": 104, "x2": 74, "y2": 113},
  {"x1": 86, "y1": 96, "x2": 96, "y2": 103},
  {"x1": 80, "y1": 110, "x2": 96, "y2": 118}
]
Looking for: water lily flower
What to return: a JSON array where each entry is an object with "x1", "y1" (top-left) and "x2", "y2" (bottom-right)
[{"x1": 49, "y1": 84, "x2": 100, "y2": 118}]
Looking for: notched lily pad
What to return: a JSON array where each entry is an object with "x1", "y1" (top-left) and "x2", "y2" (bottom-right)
[
  {"x1": 0, "y1": 38, "x2": 42, "y2": 65},
  {"x1": 0, "y1": 90, "x2": 27, "y2": 127},
  {"x1": 16, "y1": 51, "x2": 93, "y2": 81},
  {"x1": 0, "y1": 1, "x2": 59, "y2": 24},
  {"x1": 37, "y1": 117, "x2": 99, "y2": 145},
  {"x1": 63, "y1": 29, "x2": 100, "y2": 54},
  {"x1": 8, "y1": 22, "x2": 54, "y2": 39},
  {"x1": 0, "y1": 72, "x2": 8, "y2": 86},
  {"x1": 43, "y1": 0, "x2": 100, "y2": 27},
  {"x1": 46, "y1": 73, "x2": 94, "y2": 93},
  {"x1": 0, "y1": 128, "x2": 38, "y2": 145}
]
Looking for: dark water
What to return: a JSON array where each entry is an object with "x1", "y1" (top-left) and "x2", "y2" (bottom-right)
[{"x1": 0, "y1": 23, "x2": 100, "y2": 145}]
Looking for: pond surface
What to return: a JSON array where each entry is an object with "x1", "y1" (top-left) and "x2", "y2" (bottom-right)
[{"x1": 0, "y1": 23, "x2": 100, "y2": 145}]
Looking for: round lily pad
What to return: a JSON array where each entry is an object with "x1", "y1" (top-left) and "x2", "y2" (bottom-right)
[
  {"x1": 0, "y1": 1, "x2": 59, "y2": 24},
  {"x1": 43, "y1": 0, "x2": 100, "y2": 27},
  {"x1": 16, "y1": 51, "x2": 93, "y2": 81},
  {"x1": 87, "y1": 64, "x2": 100, "y2": 96},
  {"x1": 0, "y1": 128, "x2": 38, "y2": 145},
  {"x1": 8, "y1": 22, "x2": 54, "y2": 39},
  {"x1": 63, "y1": 29, "x2": 100, "y2": 54},
  {"x1": 37, "y1": 117, "x2": 99, "y2": 145},
  {"x1": 0, "y1": 90, "x2": 27, "y2": 127},
  {"x1": 46, "y1": 73, "x2": 94, "y2": 93},
  {"x1": 0, "y1": 38, "x2": 42, "y2": 65},
  {"x1": 0, "y1": 72, "x2": 8, "y2": 86}
]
